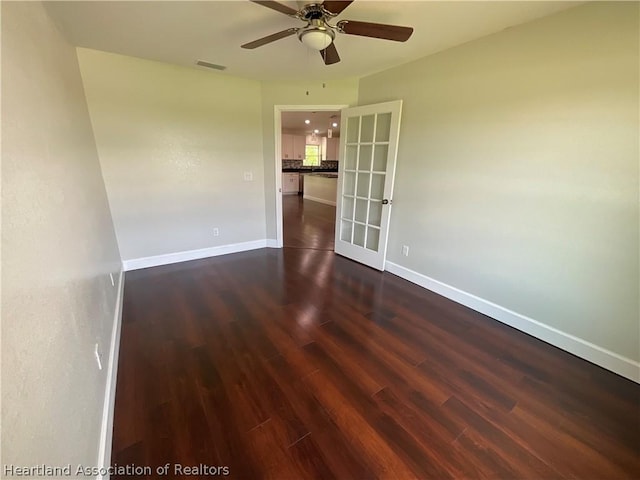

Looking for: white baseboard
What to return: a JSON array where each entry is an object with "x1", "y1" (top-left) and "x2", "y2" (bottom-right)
[
  {"x1": 303, "y1": 195, "x2": 336, "y2": 207},
  {"x1": 97, "y1": 270, "x2": 125, "y2": 480},
  {"x1": 122, "y1": 240, "x2": 269, "y2": 271},
  {"x1": 385, "y1": 261, "x2": 640, "y2": 383},
  {"x1": 266, "y1": 239, "x2": 280, "y2": 248}
]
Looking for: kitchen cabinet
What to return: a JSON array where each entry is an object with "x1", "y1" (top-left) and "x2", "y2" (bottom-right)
[
  {"x1": 282, "y1": 134, "x2": 306, "y2": 160},
  {"x1": 281, "y1": 134, "x2": 294, "y2": 159},
  {"x1": 282, "y1": 172, "x2": 300, "y2": 194},
  {"x1": 293, "y1": 135, "x2": 306, "y2": 160},
  {"x1": 326, "y1": 137, "x2": 340, "y2": 160}
]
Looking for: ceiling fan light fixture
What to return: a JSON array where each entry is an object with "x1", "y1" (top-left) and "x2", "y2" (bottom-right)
[{"x1": 298, "y1": 27, "x2": 334, "y2": 51}]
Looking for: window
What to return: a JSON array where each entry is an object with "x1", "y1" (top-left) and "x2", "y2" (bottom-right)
[{"x1": 303, "y1": 144, "x2": 321, "y2": 166}]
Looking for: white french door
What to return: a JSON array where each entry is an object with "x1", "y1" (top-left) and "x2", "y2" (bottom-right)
[{"x1": 335, "y1": 100, "x2": 403, "y2": 271}]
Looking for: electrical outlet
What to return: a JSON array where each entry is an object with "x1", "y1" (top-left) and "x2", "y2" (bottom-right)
[
  {"x1": 94, "y1": 343, "x2": 103, "y2": 370},
  {"x1": 243, "y1": 171, "x2": 253, "y2": 182},
  {"x1": 402, "y1": 245, "x2": 410, "y2": 256},
  {"x1": 109, "y1": 273, "x2": 115, "y2": 287},
  {"x1": 213, "y1": 228, "x2": 220, "y2": 237}
]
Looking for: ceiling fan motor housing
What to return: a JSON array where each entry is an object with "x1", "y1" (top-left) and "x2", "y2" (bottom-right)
[
  {"x1": 299, "y1": 3, "x2": 338, "y2": 20},
  {"x1": 297, "y1": 8, "x2": 336, "y2": 50}
]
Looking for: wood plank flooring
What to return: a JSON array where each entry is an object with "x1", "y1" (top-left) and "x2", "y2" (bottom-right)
[
  {"x1": 283, "y1": 195, "x2": 335, "y2": 251},
  {"x1": 112, "y1": 202, "x2": 639, "y2": 479}
]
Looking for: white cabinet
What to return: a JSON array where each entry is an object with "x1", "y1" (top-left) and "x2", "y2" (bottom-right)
[
  {"x1": 293, "y1": 135, "x2": 305, "y2": 160},
  {"x1": 282, "y1": 134, "x2": 306, "y2": 160},
  {"x1": 326, "y1": 137, "x2": 340, "y2": 160},
  {"x1": 282, "y1": 172, "x2": 300, "y2": 194},
  {"x1": 281, "y1": 134, "x2": 294, "y2": 159}
]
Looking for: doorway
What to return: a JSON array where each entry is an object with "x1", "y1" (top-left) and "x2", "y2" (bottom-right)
[
  {"x1": 283, "y1": 195, "x2": 336, "y2": 250},
  {"x1": 274, "y1": 104, "x2": 348, "y2": 249}
]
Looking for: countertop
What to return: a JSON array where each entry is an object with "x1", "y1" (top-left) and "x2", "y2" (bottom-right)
[
  {"x1": 307, "y1": 173, "x2": 338, "y2": 178},
  {"x1": 283, "y1": 168, "x2": 338, "y2": 173}
]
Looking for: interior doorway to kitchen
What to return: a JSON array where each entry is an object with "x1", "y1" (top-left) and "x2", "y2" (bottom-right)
[
  {"x1": 276, "y1": 106, "x2": 346, "y2": 250},
  {"x1": 283, "y1": 195, "x2": 336, "y2": 250}
]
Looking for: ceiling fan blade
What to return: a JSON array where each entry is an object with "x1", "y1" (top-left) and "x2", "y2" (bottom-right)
[
  {"x1": 322, "y1": 1, "x2": 355, "y2": 15},
  {"x1": 338, "y1": 20, "x2": 414, "y2": 42},
  {"x1": 250, "y1": 0, "x2": 299, "y2": 16},
  {"x1": 241, "y1": 28, "x2": 298, "y2": 49},
  {"x1": 320, "y1": 43, "x2": 340, "y2": 65}
]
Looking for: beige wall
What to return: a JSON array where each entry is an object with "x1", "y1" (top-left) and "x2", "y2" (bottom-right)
[
  {"x1": 77, "y1": 49, "x2": 266, "y2": 262},
  {"x1": 2, "y1": 1, "x2": 122, "y2": 469},
  {"x1": 260, "y1": 79, "x2": 359, "y2": 238},
  {"x1": 304, "y1": 176, "x2": 338, "y2": 206},
  {"x1": 4, "y1": 9, "x2": 637, "y2": 473},
  {"x1": 358, "y1": 2, "x2": 639, "y2": 364}
]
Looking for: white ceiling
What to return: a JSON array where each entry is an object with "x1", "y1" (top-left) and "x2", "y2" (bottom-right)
[
  {"x1": 282, "y1": 110, "x2": 341, "y2": 135},
  {"x1": 46, "y1": 1, "x2": 581, "y2": 82}
]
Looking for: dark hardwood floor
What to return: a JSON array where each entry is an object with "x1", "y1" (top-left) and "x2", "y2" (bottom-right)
[
  {"x1": 283, "y1": 195, "x2": 335, "y2": 251},
  {"x1": 112, "y1": 202, "x2": 639, "y2": 479}
]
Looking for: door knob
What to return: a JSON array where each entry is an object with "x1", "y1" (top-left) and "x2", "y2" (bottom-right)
[{"x1": 382, "y1": 199, "x2": 392, "y2": 205}]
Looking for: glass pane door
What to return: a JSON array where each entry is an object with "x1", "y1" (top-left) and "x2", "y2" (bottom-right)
[
  {"x1": 335, "y1": 101, "x2": 402, "y2": 271},
  {"x1": 339, "y1": 112, "x2": 393, "y2": 253}
]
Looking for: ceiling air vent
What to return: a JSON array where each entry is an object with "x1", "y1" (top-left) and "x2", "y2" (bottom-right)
[{"x1": 196, "y1": 60, "x2": 227, "y2": 71}]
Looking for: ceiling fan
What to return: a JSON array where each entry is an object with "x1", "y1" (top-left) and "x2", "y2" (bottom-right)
[{"x1": 241, "y1": 1, "x2": 414, "y2": 65}]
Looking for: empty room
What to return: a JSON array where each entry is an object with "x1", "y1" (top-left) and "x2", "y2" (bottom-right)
[{"x1": 2, "y1": 1, "x2": 639, "y2": 479}]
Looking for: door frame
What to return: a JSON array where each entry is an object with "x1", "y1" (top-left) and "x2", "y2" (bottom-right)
[{"x1": 273, "y1": 104, "x2": 350, "y2": 248}]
